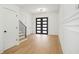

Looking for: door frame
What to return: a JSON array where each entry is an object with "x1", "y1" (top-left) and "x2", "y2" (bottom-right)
[{"x1": 36, "y1": 17, "x2": 48, "y2": 35}]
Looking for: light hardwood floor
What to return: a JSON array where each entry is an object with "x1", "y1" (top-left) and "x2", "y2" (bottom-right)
[{"x1": 3, "y1": 34, "x2": 63, "y2": 54}]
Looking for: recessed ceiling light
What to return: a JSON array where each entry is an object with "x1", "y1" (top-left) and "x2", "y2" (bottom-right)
[{"x1": 37, "y1": 8, "x2": 46, "y2": 12}]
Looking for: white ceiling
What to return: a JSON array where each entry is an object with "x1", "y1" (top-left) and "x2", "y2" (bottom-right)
[{"x1": 17, "y1": 4, "x2": 59, "y2": 14}]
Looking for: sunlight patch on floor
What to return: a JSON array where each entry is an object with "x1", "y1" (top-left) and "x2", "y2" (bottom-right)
[{"x1": 34, "y1": 34, "x2": 50, "y2": 48}]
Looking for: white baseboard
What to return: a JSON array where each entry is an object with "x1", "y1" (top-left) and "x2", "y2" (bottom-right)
[
  {"x1": 16, "y1": 39, "x2": 27, "y2": 46},
  {"x1": 0, "y1": 50, "x2": 3, "y2": 54},
  {"x1": 16, "y1": 42, "x2": 20, "y2": 46},
  {"x1": 19, "y1": 39, "x2": 27, "y2": 44}
]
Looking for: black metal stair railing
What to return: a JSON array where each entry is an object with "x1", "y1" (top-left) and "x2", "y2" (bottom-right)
[{"x1": 19, "y1": 20, "x2": 27, "y2": 40}]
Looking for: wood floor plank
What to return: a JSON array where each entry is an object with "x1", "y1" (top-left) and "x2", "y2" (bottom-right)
[{"x1": 3, "y1": 34, "x2": 63, "y2": 54}]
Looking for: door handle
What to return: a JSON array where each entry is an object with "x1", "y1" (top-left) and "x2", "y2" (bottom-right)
[{"x1": 4, "y1": 30, "x2": 7, "y2": 33}]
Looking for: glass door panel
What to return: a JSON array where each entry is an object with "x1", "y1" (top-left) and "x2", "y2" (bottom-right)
[{"x1": 36, "y1": 17, "x2": 48, "y2": 34}]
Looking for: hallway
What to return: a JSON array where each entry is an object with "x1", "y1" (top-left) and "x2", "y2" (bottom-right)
[
  {"x1": 3, "y1": 34, "x2": 62, "y2": 54},
  {"x1": 0, "y1": 4, "x2": 79, "y2": 54}
]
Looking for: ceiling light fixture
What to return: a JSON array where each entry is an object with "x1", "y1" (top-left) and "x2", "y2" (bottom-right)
[{"x1": 37, "y1": 8, "x2": 46, "y2": 12}]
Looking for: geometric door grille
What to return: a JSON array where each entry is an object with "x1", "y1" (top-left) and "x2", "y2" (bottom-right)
[{"x1": 36, "y1": 17, "x2": 48, "y2": 35}]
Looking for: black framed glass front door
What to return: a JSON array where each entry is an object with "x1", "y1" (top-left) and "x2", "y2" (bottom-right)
[{"x1": 36, "y1": 17, "x2": 48, "y2": 35}]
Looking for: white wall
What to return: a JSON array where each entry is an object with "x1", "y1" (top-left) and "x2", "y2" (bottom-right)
[
  {"x1": 0, "y1": 5, "x2": 19, "y2": 52},
  {"x1": 19, "y1": 9, "x2": 32, "y2": 35},
  {"x1": 0, "y1": 6, "x2": 4, "y2": 53},
  {"x1": 32, "y1": 12, "x2": 58, "y2": 35},
  {"x1": 0, "y1": 5, "x2": 33, "y2": 52},
  {"x1": 26, "y1": 13, "x2": 32, "y2": 35},
  {"x1": 58, "y1": 5, "x2": 64, "y2": 53},
  {"x1": 59, "y1": 4, "x2": 79, "y2": 54}
]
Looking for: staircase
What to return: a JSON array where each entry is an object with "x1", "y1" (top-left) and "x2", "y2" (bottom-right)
[{"x1": 19, "y1": 20, "x2": 27, "y2": 41}]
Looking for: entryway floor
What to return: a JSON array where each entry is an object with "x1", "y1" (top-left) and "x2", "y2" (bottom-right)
[{"x1": 3, "y1": 34, "x2": 63, "y2": 54}]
